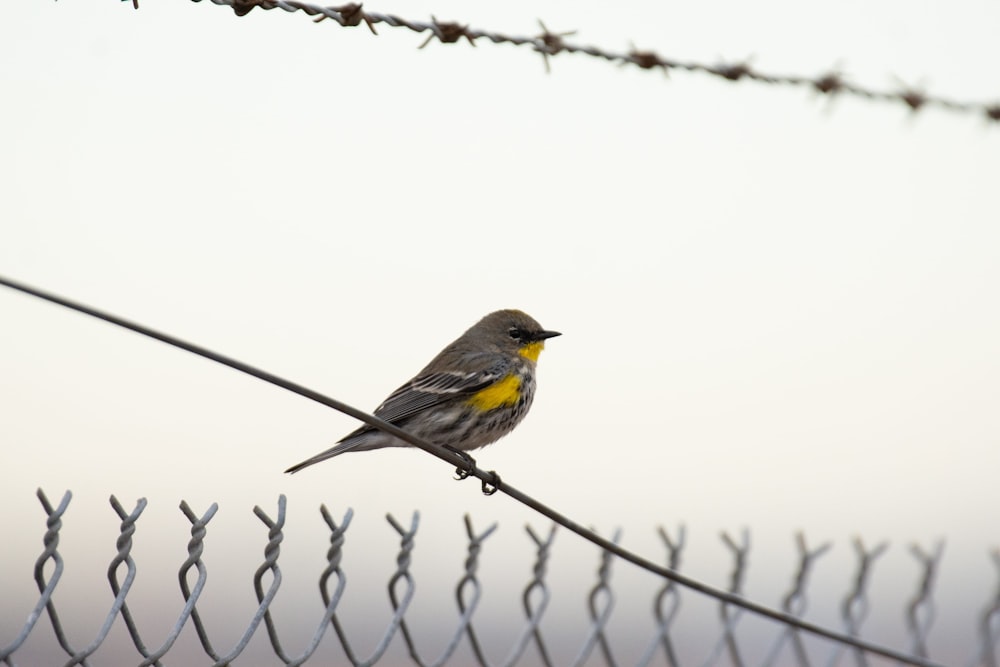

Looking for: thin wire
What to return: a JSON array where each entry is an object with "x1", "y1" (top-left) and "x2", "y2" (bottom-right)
[
  {"x1": 173, "y1": 0, "x2": 1000, "y2": 123},
  {"x1": 0, "y1": 274, "x2": 945, "y2": 667}
]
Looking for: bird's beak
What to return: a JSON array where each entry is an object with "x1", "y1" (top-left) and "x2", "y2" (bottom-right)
[{"x1": 536, "y1": 330, "x2": 562, "y2": 341}]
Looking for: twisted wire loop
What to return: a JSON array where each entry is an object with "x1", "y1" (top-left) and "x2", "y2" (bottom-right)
[
  {"x1": 572, "y1": 528, "x2": 623, "y2": 667},
  {"x1": 169, "y1": 496, "x2": 288, "y2": 666},
  {"x1": 134, "y1": 500, "x2": 219, "y2": 667},
  {"x1": 330, "y1": 512, "x2": 419, "y2": 667},
  {"x1": 503, "y1": 524, "x2": 557, "y2": 667},
  {"x1": 637, "y1": 525, "x2": 686, "y2": 667},
  {"x1": 6, "y1": 487, "x2": 999, "y2": 667},
  {"x1": 825, "y1": 538, "x2": 890, "y2": 667},
  {"x1": 451, "y1": 516, "x2": 499, "y2": 667},
  {"x1": 0, "y1": 489, "x2": 73, "y2": 666},
  {"x1": 384, "y1": 512, "x2": 420, "y2": 665},
  {"x1": 249, "y1": 497, "x2": 289, "y2": 665},
  {"x1": 294, "y1": 504, "x2": 352, "y2": 667},
  {"x1": 179, "y1": 499, "x2": 228, "y2": 664},
  {"x1": 167, "y1": 0, "x2": 1000, "y2": 123},
  {"x1": 107, "y1": 496, "x2": 162, "y2": 667},
  {"x1": 906, "y1": 541, "x2": 944, "y2": 659},
  {"x1": 59, "y1": 496, "x2": 148, "y2": 667},
  {"x1": 32, "y1": 490, "x2": 89, "y2": 667},
  {"x1": 392, "y1": 514, "x2": 498, "y2": 667},
  {"x1": 703, "y1": 529, "x2": 751, "y2": 667},
  {"x1": 762, "y1": 532, "x2": 832, "y2": 667},
  {"x1": 969, "y1": 549, "x2": 1000, "y2": 667}
]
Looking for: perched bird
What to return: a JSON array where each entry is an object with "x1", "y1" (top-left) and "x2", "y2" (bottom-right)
[{"x1": 285, "y1": 309, "x2": 560, "y2": 474}]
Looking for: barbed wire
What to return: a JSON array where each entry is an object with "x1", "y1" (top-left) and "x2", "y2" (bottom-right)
[
  {"x1": 0, "y1": 273, "x2": 981, "y2": 667},
  {"x1": 3, "y1": 489, "x2": 1000, "y2": 666},
  {"x1": 99, "y1": 0, "x2": 1000, "y2": 122}
]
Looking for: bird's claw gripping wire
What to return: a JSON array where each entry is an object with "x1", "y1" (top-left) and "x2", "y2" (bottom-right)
[
  {"x1": 442, "y1": 446, "x2": 501, "y2": 495},
  {"x1": 444, "y1": 446, "x2": 477, "y2": 480},
  {"x1": 481, "y1": 470, "x2": 501, "y2": 496}
]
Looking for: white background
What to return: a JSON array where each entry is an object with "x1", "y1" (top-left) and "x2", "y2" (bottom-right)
[{"x1": 1, "y1": 0, "x2": 999, "y2": 664}]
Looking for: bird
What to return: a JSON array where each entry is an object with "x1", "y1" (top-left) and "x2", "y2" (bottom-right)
[{"x1": 285, "y1": 309, "x2": 560, "y2": 476}]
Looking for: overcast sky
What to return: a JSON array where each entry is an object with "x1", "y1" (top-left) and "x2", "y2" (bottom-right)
[{"x1": 2, "y1": 1, "x2": 999, "y2": 664}]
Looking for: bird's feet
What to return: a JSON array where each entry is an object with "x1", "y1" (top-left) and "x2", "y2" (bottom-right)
[
  {"x1": 442, "y1": 446, "x2": 502, "y2": 495},
  {"x1": 480, "y1": 470, "x2": 501, "y2": 496},
  {"x1": 444, "y1": 445, "x2": 477, "y2": 480}
]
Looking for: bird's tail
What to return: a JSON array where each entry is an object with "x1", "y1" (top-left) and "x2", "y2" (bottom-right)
[{"x1": 284, "y1": 430, "x2": 382, "y2": 474}]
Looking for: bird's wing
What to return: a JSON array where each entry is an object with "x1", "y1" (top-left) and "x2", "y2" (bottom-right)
[
  {"x1": 370, "y1": 365, "x2": 505, "y2": 425},
  {"x1": 284, "y1": 357, "x2": 510, "y2": 473}
]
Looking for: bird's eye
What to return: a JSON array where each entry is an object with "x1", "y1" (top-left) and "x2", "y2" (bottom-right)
[{"x1": 508, "y1": 327, "x2": 522, "y2": 340}]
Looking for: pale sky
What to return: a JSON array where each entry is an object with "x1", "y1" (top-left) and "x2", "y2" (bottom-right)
[{"x1": 2, "y1": 1, "x2": 999, "y2": 664}]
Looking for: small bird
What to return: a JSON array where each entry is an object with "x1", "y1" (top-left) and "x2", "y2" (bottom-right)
[{"x1": 285, "y1": 309, "x2": 560, "y2": 475}]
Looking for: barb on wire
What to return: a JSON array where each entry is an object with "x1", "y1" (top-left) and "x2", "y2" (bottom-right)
[
  {"x1": 0, "y1": 274, "x2": 948, "y2": 667},
  {"x1": 535, "y1": 20, "x2": 575, "y2": 74},
  {"x1": 152, "y1": 0, "x2": 1000, "y2": 123},
  {"x1": 418, "y1": 15, "x2": 475, "y2": 50}
]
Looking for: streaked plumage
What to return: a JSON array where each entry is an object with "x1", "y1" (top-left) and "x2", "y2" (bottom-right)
[{"x1": 285, "y1": 309, "x2": 559, "y2": 474}]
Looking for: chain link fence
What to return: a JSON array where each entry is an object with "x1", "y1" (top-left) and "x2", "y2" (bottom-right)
[{"x1": 3, "y1": 489, "x2": 999, "y2": 667}]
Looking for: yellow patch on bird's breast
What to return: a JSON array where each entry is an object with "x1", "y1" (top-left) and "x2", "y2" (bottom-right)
[
  {"x1": 518, "y1": 341, "x2": 544, "y2": 362},
  {"x1": 467, "y1": 374, "x2": 522, "y2": 411}
]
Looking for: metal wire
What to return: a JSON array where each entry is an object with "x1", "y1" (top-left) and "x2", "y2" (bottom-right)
[
  {"x1": 825, "y1": 537, "x2": 890, "y2": 667},
  {"x1": 60, "y1": 496, "x2": 146, "y2": 667},
  {"x1": 906, "y1": 541, "x2": 944, "y2": 659},
  {"x1": 125, "y1": 0, "x2": 1000, "y2": 123},
  {"x1": 503, "y1": 524, "x2": 556, "y2": 667},
  {"x1": 762, "y1": 532, "x2": 832, "y2": 667},
  {"x1": 1, "y1": 490, "x2": 72, "y2": 665},
  {"x1": 703, "y1": 530, "x2": 750, "y2": 667},
  {"x1": 572, "y1": 528, "x2": 621, "y2": 667},
  {"x1": 3, "y1": 490, "x2": 999, "y2": 666},
  {"x1": 969, "y1": 550, "x2": 1000, "y2": 667},
  {"x1": 0, "y1": 274, "x2": 960, "y2": 667},
  {"x1": 637, "y1": 525, "x2": 685, "y2": 667}
]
